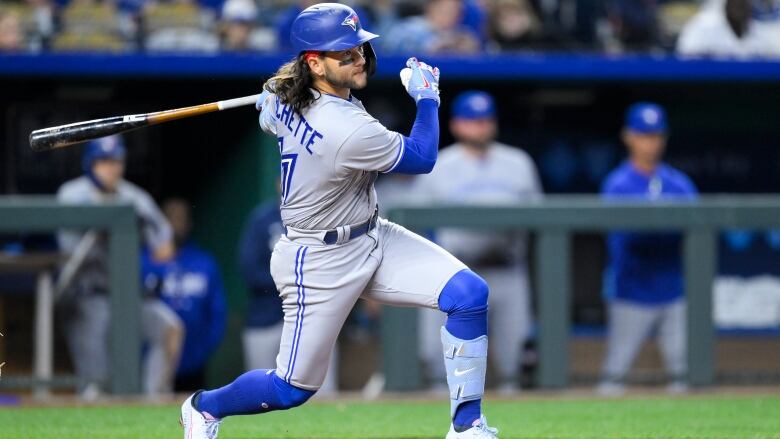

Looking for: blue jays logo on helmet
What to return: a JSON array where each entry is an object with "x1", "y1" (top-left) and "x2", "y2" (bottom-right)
[{"x1": 342, "y1": 14, "x2": 358, "y2": 31}]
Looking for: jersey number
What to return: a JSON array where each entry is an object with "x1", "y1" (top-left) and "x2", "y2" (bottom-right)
[{"x1": 281, "y1": 153, "x2": 297, "y2": 204}]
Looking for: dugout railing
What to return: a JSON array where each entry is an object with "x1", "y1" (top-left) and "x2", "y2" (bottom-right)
[
  {"x1": 385, "y1": 196, "x2": 780, "y2": 390},
  {"x1": 0, "y1": 197, "x2": 140, "y2": 395},
  {"x1": 2, "y1": 196, "x2": 780, "y2": 394}
]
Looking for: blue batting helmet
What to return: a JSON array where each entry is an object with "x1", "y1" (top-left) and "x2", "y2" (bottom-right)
[
  {"x1": 82, "y1": 135, "x2": 126, "y2": 173},
  {"x1": 625, "y1": 102, "x2": 667, "y2": 134},
  {"x1": 452, "y1": 91, "x2": 497, "y2": 120},
  {"x1": 290, "y1": 3, "x2": 379, "y2": 76}
]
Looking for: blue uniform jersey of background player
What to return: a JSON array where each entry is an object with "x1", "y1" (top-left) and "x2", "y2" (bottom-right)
[
  {"x1": 143, "y1": 241, "x2": 227, "y2": 378},
  {"x1": 597, "y1": 101, "x2": 697, "y2": 396},
  {"x1": 239, "y1": 202, "x2": 284, "y2": 329},
  {"x1": 602, "y1": 161, "x2": 698, "y2": 305}
]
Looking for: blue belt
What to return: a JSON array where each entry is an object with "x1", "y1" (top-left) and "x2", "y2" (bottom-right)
[{"x1": 323, "y1": 210, "x2": 378, "y2": 245}]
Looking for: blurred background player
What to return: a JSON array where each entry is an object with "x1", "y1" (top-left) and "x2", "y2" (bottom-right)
[
  {"x1": 238, "y1": 193, "x2": 339, "y2": 394},
  {"x1": 142, "y1": 198, "x2": 227, "y2": 392},
  {"x1": 597, "y1": 102, "x2": 698, "y2": 396},
  {"x1": 416, "y1": 90, "x2": 542, "y2": 393},
  {"x1": 238, "y1": 197, "x2": 284, "y2": 372},
  {"x1": 56, "y1": 135, "x2": 184, "y2": 399}
]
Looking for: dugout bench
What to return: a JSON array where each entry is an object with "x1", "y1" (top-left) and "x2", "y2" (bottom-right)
[
  {"x1": 384, "y1": 196, "x2": 780, "y2": 390},
  {"x1": 0, "y1": 197, "x2": 140, "y2": 395}
]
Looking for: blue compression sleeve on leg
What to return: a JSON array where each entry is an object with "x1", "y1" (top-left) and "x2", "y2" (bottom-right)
[
  {"x1": 438, "y1": 269, "x2": 489, "y2": 430},
  {"x1": 438, "y1": 269, "x2": 489, "y2": 339},
  {"x1": 197, "y1": 369, "x2": 314, "y2": 418},
  {"x1": 387, "y1": 99, "x2": 439, "y2": 175}
]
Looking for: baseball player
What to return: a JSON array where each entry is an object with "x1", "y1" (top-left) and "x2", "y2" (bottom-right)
[
  {"x1": 142, "y1": 198, "x2": 227, "y2": 392},
  {"x1": 57, "y1": 135, "x2": 184, "y2": 398},
  {"x1": 416, "y1": 91, "x2": 542, "y2": 394},
  {"x1": 180, "y1": 3, "x2": 499, "y2": 438},
  {"x1": 597, "y1": 102, "x2": 698, "y2": 396}
]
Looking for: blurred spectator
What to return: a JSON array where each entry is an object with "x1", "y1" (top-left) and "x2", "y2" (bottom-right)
[
  {"x1": 488, "y1": 0, "x2": 566, "y2": 51},
  {"x1": 142, "y1": 198, "x2": 227, "y2": 392},
  {"x1": 415, "y1": 91, "x2": 542, "y2": 393},
  {"x1": 219, "y1": 0, "x2": 276, "y2": 51},
  {"x1": 597, "y1": 102, "x2": 698, "y2": 397},
  {"x1": 52, "y1": 0, "x2": 130, "y2": 52},
  {"x1": 238, "y1": 198, "x2": 339, "y2": 394},
  {"x1": 606, "y1": 0, "x2": 662, "y2": 52},
  {"x1": 752, "y1": 0, "x2": 780, "y2": 54},
  {"x1": 143, "y1": 0, "x2": 219, "y2": 53},
  {"x1": 0, "y1": 8, "x2": 23, "y2": 51},
  {"x1": 25, "y1": 0, "x2": 54, "y2": 44},
  {"x1": 368, "y1": 0, "x2": 403, "y2": 38},
  {"x1": 677, "y1": 0, "x2": 779, "y2": 58},
  {"x1": 461, "y1": 0, "x2": 489, "y2": 47},
  {"x1": 56, "y1": 135, "x2": 183, "y2": 399},
  {"x1": 382, "y1": 0, "x2": 481, "y2": 54}
]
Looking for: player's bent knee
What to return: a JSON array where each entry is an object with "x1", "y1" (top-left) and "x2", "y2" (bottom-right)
[
  {"x1": 271, "y1": 373, "x2": 315, "y2": 409},
  {"x1": 438, "y1": 269, "x2": 489, "y2": 315}
]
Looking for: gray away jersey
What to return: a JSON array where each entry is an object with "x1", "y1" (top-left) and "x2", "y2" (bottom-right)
[
  {"x1": 415, "y1": 142, "x2": 542, "y2": 265},
  {"x1": 57, "y1": 176, "x2": 172, "y2": 294},
  {"x1": 260, "y1": 92, "x2": 404, "y2": 230}
]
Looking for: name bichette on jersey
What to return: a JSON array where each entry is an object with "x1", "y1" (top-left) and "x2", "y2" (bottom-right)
[{"x1": 274, "y1": 98, "x2": 324, "y2": 154}]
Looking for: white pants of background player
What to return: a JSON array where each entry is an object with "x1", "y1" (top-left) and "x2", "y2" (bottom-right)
[
  {"x1": 270, "y1": 218, "x2": 466, "y2": 390},
  {"x1": 600, "y1": 299, "x2": 687, "y2": 387},
  {"x1": 242, "y1": 323, "x2": 338, "y2": 395},
  {"x1": 62, "y1": 295, "x2": 184, "y2": 397},
  {"x1": 420, "y1": 265, "x2": 532, "y2": 390}
]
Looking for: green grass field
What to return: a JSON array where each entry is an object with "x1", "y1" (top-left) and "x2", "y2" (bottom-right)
[{"x1": 2, "y1": 395, "x2": 779, "y2": 438}]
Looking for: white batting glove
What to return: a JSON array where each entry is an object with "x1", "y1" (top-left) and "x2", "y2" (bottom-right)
[
  {"x1": 400, "y1": 57, "x2": 440, "y2": 106},
  {"x1": 255, "y1": 89, "x2": 272, "y2": 111}
]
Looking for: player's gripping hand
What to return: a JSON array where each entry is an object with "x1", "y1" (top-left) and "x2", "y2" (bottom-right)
[
  {"x1": 400, "y1": 57, "x2": 440, "y2": 106},
  {"x1": 255, "y1": 89, "x2": 272, "y2": 111}
]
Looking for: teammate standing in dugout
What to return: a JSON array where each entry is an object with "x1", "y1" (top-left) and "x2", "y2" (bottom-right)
[{"x1": 180, "y1": 3, "x2": 500, "y2": 439}]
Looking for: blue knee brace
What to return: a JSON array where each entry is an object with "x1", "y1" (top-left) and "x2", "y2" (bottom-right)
[
  {"x1": 437, "y1": 269, "x2": 489, "y2": 424},
  {"x1": 438, "y1": 269, "x2": 489, "y2": 340}
]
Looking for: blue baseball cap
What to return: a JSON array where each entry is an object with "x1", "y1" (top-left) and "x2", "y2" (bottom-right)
[
  {"x1": 625, "y1": 102, "x2": 667, "y2": 134},
  {"x1": 451, "y1": 91, "x2": 496, "y2": 120},
  {"x1": 82, "y1": 135, "x2": 126, "y2": 173}
]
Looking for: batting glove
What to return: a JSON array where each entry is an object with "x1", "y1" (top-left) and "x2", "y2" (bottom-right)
[
  {"x1": 255, "y1": 89, "x2": 272, "y2": 111},
  {"x1": 400, "y1": 57, "x2": 440, "y2": 106}
]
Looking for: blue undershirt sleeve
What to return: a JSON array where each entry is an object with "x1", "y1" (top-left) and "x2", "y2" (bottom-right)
[{"x1": 386, "y1": 99, "x2": 439, "y2": 175}]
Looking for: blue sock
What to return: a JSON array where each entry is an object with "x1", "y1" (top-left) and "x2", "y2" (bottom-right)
[
  {"x1": 196, "y1": 369, "x2": 314, "y2": 419},
  {"x1": 438, "y1": 270, "x2": 489, "y2": 430}
]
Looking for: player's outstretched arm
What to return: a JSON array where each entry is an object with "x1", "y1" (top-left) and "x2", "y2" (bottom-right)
[{"x1": 387, "y1": 58, "x2": 441, "y2": 175}]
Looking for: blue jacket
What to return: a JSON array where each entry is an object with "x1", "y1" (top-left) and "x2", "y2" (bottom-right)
[
  {"x1": 142, "y1": 243, "x2": 227, "y2": 375},
  {"x1": 602, "y1": 161, "x2": 698, "y2": 305},
  {"x1": 238, "y1": 202, "x2": 285, "y2": 328}
]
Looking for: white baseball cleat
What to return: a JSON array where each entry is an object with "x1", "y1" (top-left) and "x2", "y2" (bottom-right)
[
  {"x1": 180, "y1": 392, "x2": 222, "y2": 439},
  {"x1": 446, "y1": 415, "x2": 499, "y2": 438}
]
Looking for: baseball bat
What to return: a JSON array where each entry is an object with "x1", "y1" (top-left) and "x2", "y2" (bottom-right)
[{"x1": 29, "y1": 93, "x2": 262, "y2": 152}]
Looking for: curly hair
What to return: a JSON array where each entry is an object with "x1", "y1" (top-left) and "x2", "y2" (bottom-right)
[{"x1": 264, "y1": 55, "x2": 321, "y2": 115}]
